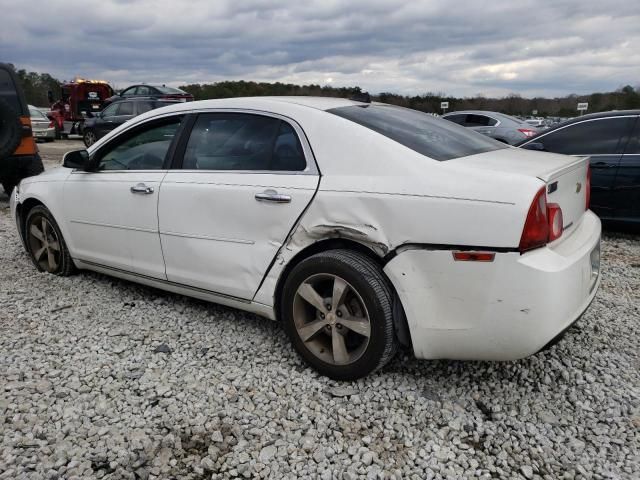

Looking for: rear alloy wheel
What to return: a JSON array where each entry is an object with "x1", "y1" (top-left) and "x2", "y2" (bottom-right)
[
  {"x1": 282, "y1": 250, "x2": 397, "y2": 380},
  {"x1": 25, "y1": 205, "x2": 75, "y2": 276},
  {"x1": 83, "y1": 130, "x2": 97, "y2": 147}
]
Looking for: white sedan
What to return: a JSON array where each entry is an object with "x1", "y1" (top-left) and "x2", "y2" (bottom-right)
[{"x1": 10, "y1": 97, "x2": 601, "y2": 380}]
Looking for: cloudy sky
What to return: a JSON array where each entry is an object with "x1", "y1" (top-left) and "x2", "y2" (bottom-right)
[{"x1": 1, "y1": 0, "x2": 639, "y2": 97}]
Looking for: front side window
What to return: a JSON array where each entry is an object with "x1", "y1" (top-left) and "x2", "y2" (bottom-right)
[
  {"x1": 121, "y1": 87, "x2": 137, "y2": 96},
  {"x1": 540, "y1": 117, "x2": 635, "y2": 155},
  {"x1": 98, "y1": 118, "x2": 181, "y2": 171},
  {"x1": 182, "y1": 113, "x2": 306, "y2": 171},
  {"x1": 329, "y1": 105, "x2": 506, "y2": 161},
  {"x1": 101, "y1": 103, "x2": 119, "y2": 117}
]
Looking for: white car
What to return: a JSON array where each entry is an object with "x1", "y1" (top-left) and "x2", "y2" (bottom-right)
[{"x1": 10, "y1": 97, "x2": 601, "y2": 380}]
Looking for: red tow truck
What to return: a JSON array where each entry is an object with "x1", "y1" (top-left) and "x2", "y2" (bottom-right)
[{"x1": 47, "y1": 78, "x2": 114, "y2": 138}]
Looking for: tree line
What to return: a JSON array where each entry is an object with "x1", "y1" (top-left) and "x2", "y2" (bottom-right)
[{"x1": 8, "y1": 64, "x2": 640, "y2": 117}]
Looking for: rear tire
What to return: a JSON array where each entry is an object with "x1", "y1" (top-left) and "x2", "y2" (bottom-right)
[
  {"x1": 0, "y1": 98, "x2": 22, "y2": 159},
  {"x1": 281, "y1": 249, "x2": 397, "y2": 380},
  {"x1": 83, "y1": 129, "x2": 97, "y2": 147},
  {"x1": 24, "y1": 205, "x2": 75, "y2": 276}
]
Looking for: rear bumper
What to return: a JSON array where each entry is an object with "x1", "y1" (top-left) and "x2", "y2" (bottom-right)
[
  {"x1": 33, "y1": 127, "x2": 55, "y2": 139},
  {"x1": 384, "y1": 210, "x2": 601, "y2": 360}
]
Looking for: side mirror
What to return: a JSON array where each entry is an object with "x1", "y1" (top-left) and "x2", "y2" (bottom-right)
[
  {"x1": 63, "y1": 149, "x2": 93, "y2": 170},
  {"x1": 47, "y1": 90, "x2": 54, "y2": 104},
  {"x1": 521, "y1": 142, "x2": 545, "y2": 151}
]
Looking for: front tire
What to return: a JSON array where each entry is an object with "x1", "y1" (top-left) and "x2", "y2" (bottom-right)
[
  {"x1": 25, "y1": 205, "x2": 75, "y2": 276},
  {"x1": 281, "y1": 250, "x2": 397, "y2": 380}
]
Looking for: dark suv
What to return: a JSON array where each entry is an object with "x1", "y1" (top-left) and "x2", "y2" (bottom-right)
[
  {"x1": 82, "y1": 98, "x2": 180, "y2": 146},
  {"x1": 519, "y1": 110, "x2": 640, "y2": 225},
  {"x1": 0, "y1": 64, "x2": 44, "y2": 194}
]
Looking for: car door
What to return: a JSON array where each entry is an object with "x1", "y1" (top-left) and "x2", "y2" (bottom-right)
[
  {"x1": 158, "y1": 111, "x2": 320, "y2": 300},
  {"x1": 529, "y1": 116, "x2": 637, "y2": 218},
  {"x1": 63, "y1": 115, "x2": 184, "y2": 278},
  {"x1": 611, "y1": 115, "x2": 640, "y2": 221}
]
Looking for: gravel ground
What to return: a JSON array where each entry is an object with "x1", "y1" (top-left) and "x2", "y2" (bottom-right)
[{"x1": 0, "y1": 142, "x2": 638, "y2": 479}]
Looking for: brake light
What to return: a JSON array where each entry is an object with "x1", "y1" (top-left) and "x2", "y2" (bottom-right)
[
  {"x1": 519, "y1": 187, "x2": 548, "y2": 252},
  {"x1": 519, "y1": 188, "x2": 565, "y2": 252},
  {"x1": 585, "y1": 165, "x2": 591, "y2": 211},
  {"x1": 547, "y1": 203, "x2": 563, "y2": 242},
  {"x1": 517, "y1": 128, "x2": 536, "y2": 138}
]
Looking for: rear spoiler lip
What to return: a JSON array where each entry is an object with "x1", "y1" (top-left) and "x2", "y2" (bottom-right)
[{"x1": 535, "y1": 155, "x2": 589, "y2": 183}]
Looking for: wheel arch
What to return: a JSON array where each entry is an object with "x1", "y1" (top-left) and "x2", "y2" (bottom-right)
[
  {"x1": 272, "y1": 237, "x2": 412, "y2": 348},
  {"x1": 16, "y1": 197, "x2": 47, "y2": 247}
]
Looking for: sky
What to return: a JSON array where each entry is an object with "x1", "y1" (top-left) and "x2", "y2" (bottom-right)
[{"x1": 1, "y1": 0, "x2": 639, "y2": 97}]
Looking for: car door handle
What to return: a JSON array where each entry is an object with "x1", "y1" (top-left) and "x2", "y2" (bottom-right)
[
  {"x1": 130, "y1": 183, "x2": 154, "y2": 194},
  {"x1": 255, "y1": 189, "x2": 291, "y2": 203},
  {"x1": 592, "y1": 162, "x2": 615, "y2": 169}
]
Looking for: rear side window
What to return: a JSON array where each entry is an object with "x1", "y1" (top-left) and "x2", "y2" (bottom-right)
[
  {"x1": 465, "y1": 114, "x2": 497, "y2": 127},
  {"x1": 622, "y1": 117, "x2": 640, "y2": 154},
  {"x1": 182, "y1": 113, "x2": 306, "y2": 171},
  {"x1": 539, "y1": 117, "x2": 635, "y2": 155},
  {"x1": 117, "y1": 102, "x2": 134, "y2": 116},
  {"x1": 329, "y1": 105, "x2": 506, "y2": 161},
  {"x1": 137, "y1": 101, "x2": 155, "y2": 114},
  {"x1": 444, "y1": 114, "x2": 466, "y2": 125}
]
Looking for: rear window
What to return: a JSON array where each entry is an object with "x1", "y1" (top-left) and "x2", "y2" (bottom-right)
[
  {"x1": 155, "y1": 86, "x2": 185, "y2": 94},
  {"x1": 328, "y1": 105, "x2": 506, "y2": 161}
]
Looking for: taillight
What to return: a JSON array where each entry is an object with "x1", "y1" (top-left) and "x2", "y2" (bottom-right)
[
  {"x1": 519, "y1": 187, "x2": 548, "y2": 252},
  {"x1": 585, "y1": 165, "x2": 591, "y2": 211},
  {"x1": 517, "y1": 128, "x2": 536, "y2": 138},
  {"x1": 547, "y1": 203, "x2": 563, "y2": 242},
  {"x1": 519, "y1": 187, "x2": 564, "y2": 253}
]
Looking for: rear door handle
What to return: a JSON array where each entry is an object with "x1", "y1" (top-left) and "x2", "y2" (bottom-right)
[
  {"x1": 591, "y1": 162, "x2": 615, "y2": 169},
  {"x1": 255, "y1": 189, "x2": 291, "y2": 203},
  {"x1": 130, "y1": 183, "x2": 154, "y2": 194}
]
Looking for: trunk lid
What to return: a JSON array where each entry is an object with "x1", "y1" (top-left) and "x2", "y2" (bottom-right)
[{"x1": 449, "y1": 147, "x2": 589, "y2": 237}]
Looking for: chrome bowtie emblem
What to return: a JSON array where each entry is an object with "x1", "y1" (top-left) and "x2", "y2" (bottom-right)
[{"x1": 576, "y1": 182, "x2": 582, "y2": 193}]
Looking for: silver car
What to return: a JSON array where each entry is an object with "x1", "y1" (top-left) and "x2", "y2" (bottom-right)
[
  {"x1": 443, "y1": 110, "x2": 538, "y2": 145},
  {"x1": 29, "y1": 105, "x2": 55, "y2": 142}
]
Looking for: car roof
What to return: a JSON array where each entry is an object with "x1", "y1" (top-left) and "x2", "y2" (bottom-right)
[
  {"x1": 129, "y1": 96, "x2": 371, "y2": 114},
  {"x1": 559, "y1": 109, "x2": 640, "y2": 122}
]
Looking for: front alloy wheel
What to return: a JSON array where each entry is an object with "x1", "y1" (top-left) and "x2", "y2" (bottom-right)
[
  {"x1": 25, "y1": 205, "x2": 75, "y2": 276},
  {"x1": 83, "y1": 130, "x2": 97, "y2": 147},
  {"x1": 282, "y1": 250, "x2": 397, "y2": 380}
]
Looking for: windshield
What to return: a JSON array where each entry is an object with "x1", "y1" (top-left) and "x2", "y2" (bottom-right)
[
  {"x1": 328, "y1": 104, "x2": 507, "y2": 161},
  {"x1": 155, "y1": 86, "x2": 186, "y2": 94}
]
